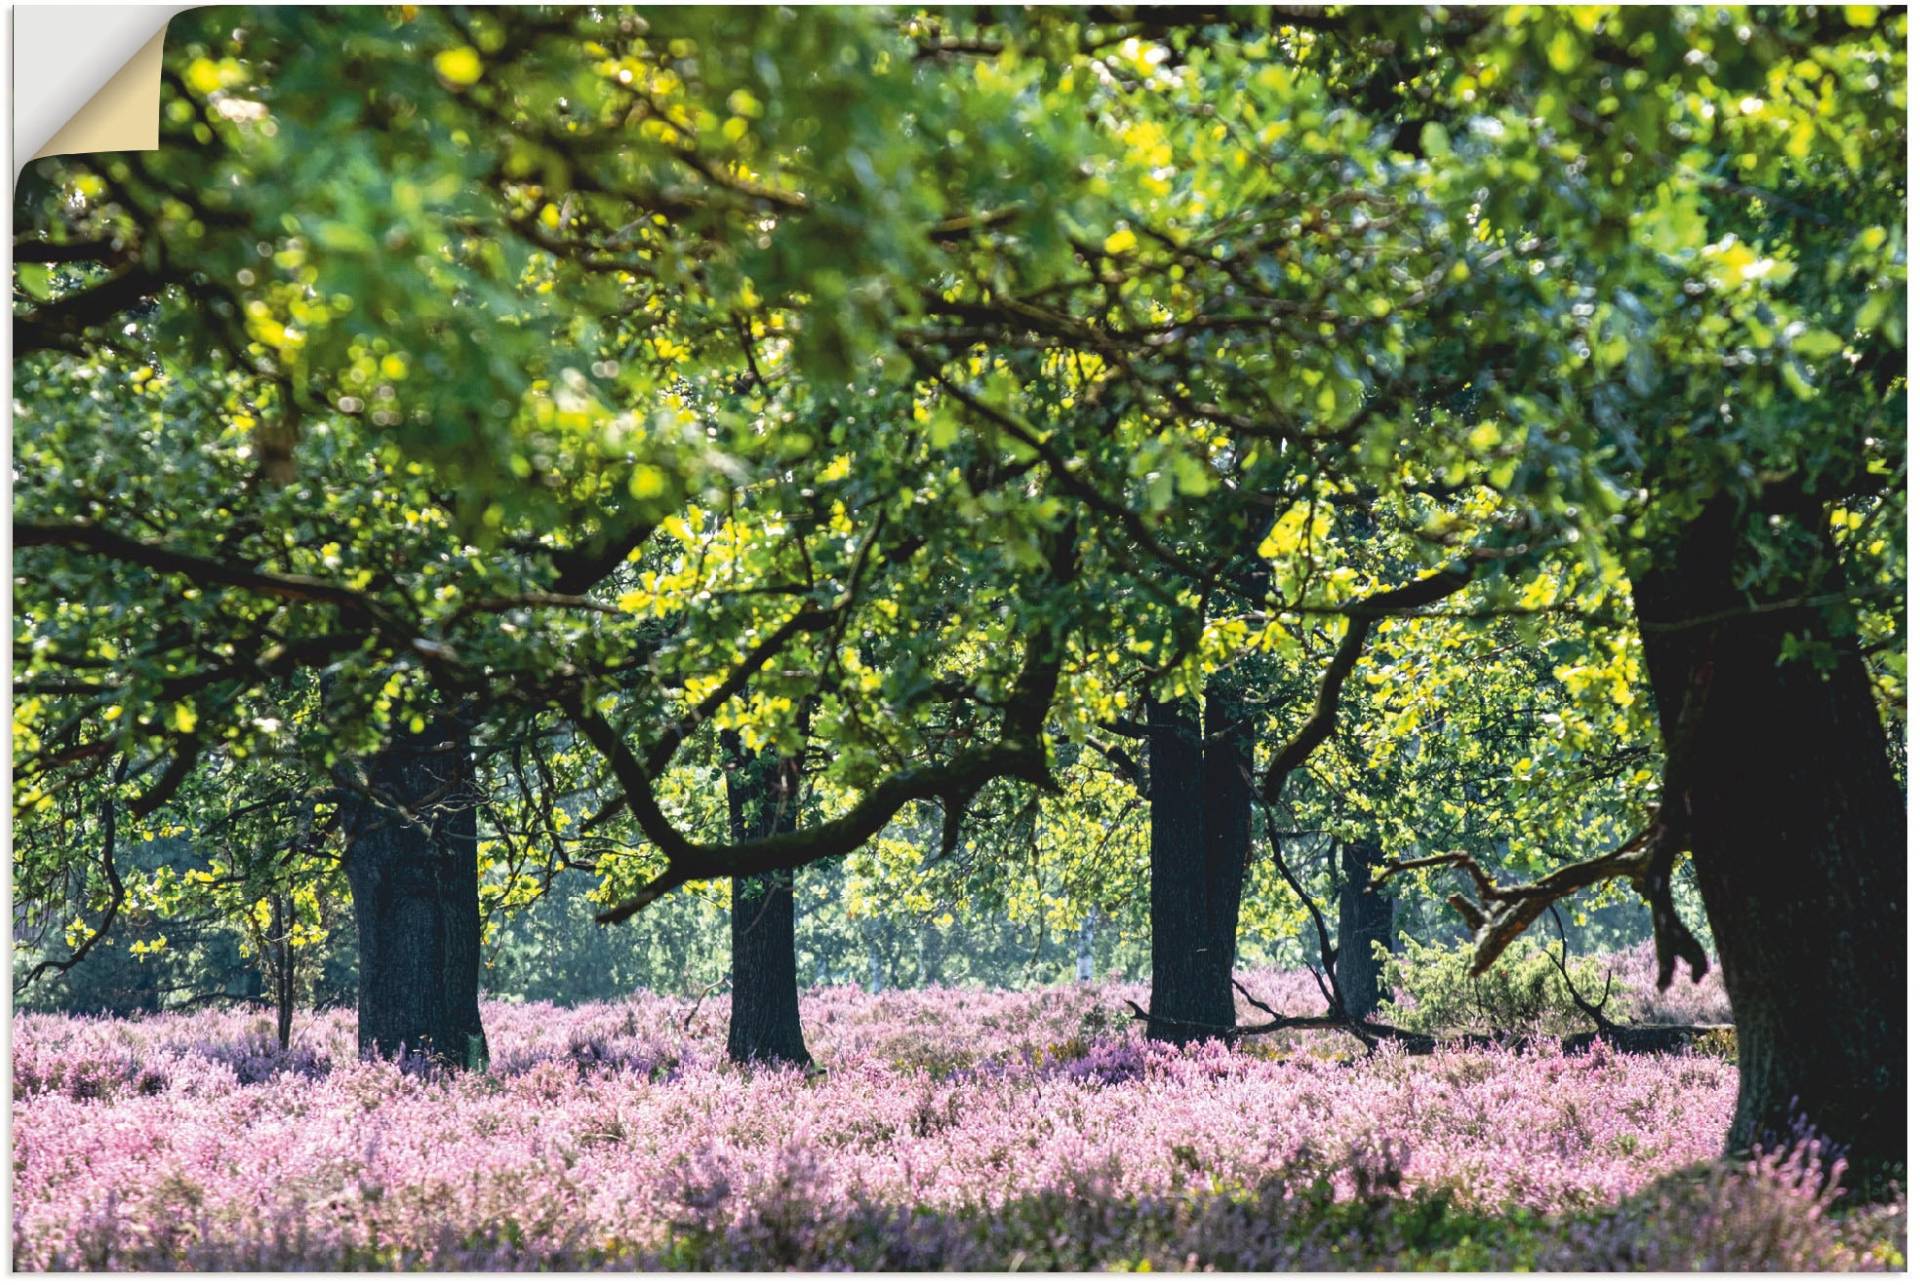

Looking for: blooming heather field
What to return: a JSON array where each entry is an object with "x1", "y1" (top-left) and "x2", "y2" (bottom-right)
[{"x1": 13, "y1": 958, "x2": 1904, "y2": 1271}]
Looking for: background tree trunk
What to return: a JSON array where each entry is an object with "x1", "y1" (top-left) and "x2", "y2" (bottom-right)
[
  {"x1": 725, "y1": 748, "x2": 812, "y2": 1067},
  {"x1": 340, "y1": 712, "x2": 488, "y2": 1068},
  {"x1": 270, "y1": 893, "x2": 293, "y2": 1051},
  {"x1": 1076, "y1": 910, "x2": 1096, "y2": 982},
  {"x1": 1146, "y1": 686, "x2": 1251, "y2": 1044},
  {"x1": 1336, "y1": 837, "x2": 1393, "y2": 1020},
  {"x1": 1634, "y1": 497, "x2": 1904, "y2": 1194}
]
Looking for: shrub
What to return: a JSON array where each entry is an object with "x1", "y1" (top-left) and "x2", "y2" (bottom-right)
[{"x1": 1381, "y1": 936, "x2": 1618, "y2": 1037}]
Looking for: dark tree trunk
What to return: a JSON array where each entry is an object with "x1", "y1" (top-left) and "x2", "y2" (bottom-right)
[
  {"x1": 1336, "y1": 837, "x2": 1393, "y2": 1020},
  {"x1": 339, "y1": 713, "x2": 488, "y2": 1069},
  {"x1": 270, "y1": 893, "x2": 294, "y2": 1051},
  {"x1": 1633, "y1": 497, "x2": 1904, "y2": 1193},
  {"x1": 1146, "y1": 686, "x2": 1251, "y2": 1044},
  {"x1": 725, "y1": 750, "x2": 812, "y2": 1067}
]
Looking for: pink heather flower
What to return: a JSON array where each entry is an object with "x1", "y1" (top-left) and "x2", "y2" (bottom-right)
[{"x1": 11, "y1": 966, "x2": 1893, "y2": 1270}]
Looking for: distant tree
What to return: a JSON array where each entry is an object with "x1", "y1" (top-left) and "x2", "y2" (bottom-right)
[{"x1": 12, "y1": 6, "x2": 1903, "y2": 1189}]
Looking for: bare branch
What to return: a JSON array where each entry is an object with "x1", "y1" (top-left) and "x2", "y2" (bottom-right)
[{"x1": 1263, "y1": 809, "x2": 1342, "y2": 1017}]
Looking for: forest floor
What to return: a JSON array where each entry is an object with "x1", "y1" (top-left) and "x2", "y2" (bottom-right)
[{"x1": 12, "y1": 957, "x2": 1906, "y2": 1270}]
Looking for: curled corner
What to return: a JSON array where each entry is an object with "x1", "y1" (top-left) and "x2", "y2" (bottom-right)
[{"x1": 14, "y1": 6, "x2": 190, "y2": 180}]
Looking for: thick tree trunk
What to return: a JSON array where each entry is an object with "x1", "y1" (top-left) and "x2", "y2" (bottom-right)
[
  {"x1": 725, "y1": 751, "x2": 811, "y2": 1067},
  {"x1": 1146, "y1": 687, "x2": 1251, "y2": 1044},
  {"x1": 1633, "y1": 498, "x2": 1904, "y2": 1193},
  {"x1": 1336, "y1": 837, "x2": 1393, "y2": 1020},
  {"x1": 339, "y1": 713, "x2": 488, "y2": 1069}
]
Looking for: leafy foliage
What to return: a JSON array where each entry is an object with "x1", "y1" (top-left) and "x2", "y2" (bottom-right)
[{"x1": 11, "y1": 6, "x2": 1905, "y2": 1012}]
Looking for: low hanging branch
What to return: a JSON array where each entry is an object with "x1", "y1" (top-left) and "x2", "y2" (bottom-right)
[
  {"x1": 1125, "y1": 891, "x2": 1722, "y2": 1059},
  {"x1": 1547, "y1": 904, "x2": 1619, "y2": 1033},
  {"x1": 1124, "y1": 616, "x2": 1727, "y2": 1058},
  {"x1": 1262, "y1": 810, "x2": 1344, "y2": 1020},
  {"x1": 583, "y1": 524, "x2": 1080, "y2": 925},
  {"x1": 1121, "y1": 800, "x2": 1722, "y2": 1057},
  {"x1": 1369, "y1": 822, "x2": 1709, "y2": 991},
  {"x1": 1373, "y1": 642, "x2": 1718, "y2": 990},
  {"x1": 577, "y1": 654, "x2": 1059, "y2": 924}
]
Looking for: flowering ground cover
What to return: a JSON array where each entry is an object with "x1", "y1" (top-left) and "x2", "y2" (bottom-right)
[{"x1": 13, "y1": 959, "x2": 1904, "y2": 1271}]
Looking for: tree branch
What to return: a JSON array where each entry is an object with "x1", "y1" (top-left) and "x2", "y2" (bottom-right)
[
  {"x1": 19, "y1": 760, "x2": 127, "y2": 989},
  {"x1": 914, "y1": 356, "x2": 1213, "y2": 584},
  {"x1": 14, "y1": 267, "x2": 167, "y2": 355},
  {"x1": 1257, "y1": 562, "x2": 1475, "y2": 803},
  {"x1": 1264, "y1": 809, "x2": 1343, "y2": 1017},
  {"x1": 15, "y1": 522, "x2": 380, "y2": 615},
  {"x1": 584, "y1": 525, "x2": 1078, "y2": 923}
]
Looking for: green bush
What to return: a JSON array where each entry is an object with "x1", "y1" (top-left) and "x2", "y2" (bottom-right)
[{"x1": 1381, "y1": 937, "x2": 1617, "y2": 1037}]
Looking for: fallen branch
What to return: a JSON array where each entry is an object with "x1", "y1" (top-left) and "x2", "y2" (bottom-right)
[
  {"x1": 1545, "y1": 906, "x2": 1730, "y2": 1056},
  {"x1": 1122, "y1": 990, "x2": 1444, "y2": 1053},
  {"x1": 1122, "y1": 980, "x2": 1729, "y2": 1059},
  {"x1": 1559, "y1": 1024, "x2": 1733, "y2": 1056}
]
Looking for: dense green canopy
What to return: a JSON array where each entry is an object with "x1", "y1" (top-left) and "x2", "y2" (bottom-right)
[{"x1": 13, "y1": 6, "x2": 1904, "y2": 1011}]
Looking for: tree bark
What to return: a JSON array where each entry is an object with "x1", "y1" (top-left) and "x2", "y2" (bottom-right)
[
  {"x1": 339, "y1": 712, "x2": 488, "y2": 1069},
  {"x1": 1336, "y1": 837, "x2": 1393, "y2": 1020},
  {"x1": 1146, "y1": 686, "x2": 1251, "y2": 1044},
  {"x1": 270, "y1": 893, "x2": 294, "y2": 1051},
  {"x1": 1633, "y1": 497, "x2": 1904, "y2": 1193},
  {"x1": 725, "y1": 749, "x2": 812, "y2": 1067}
]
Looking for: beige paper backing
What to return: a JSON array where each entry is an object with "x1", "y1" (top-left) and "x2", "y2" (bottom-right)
[{"x1": 33, "y1": 25, "x2": 167, "y2": 161}]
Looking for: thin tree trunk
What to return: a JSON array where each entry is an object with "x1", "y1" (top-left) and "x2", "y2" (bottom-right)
[
  {"x1": 270, "y1": 893, "x2": 294, "y2": 1051},
  {"x1": 1146, "y1": 685, "x2": 1251, "y2": 1044},
  {"x1": 1076, "y1": 910, "x2": 1096, "y2": 982},
  {"x1": 725, "y1": 748, "x2": 811, "y2": 1067},
  {"x1": 1633, "y1": 496, "x2": 1904, "y2": 1194},
  {"x1": 1336, "y1": 837, "x2": 1393, "y2": 1019},
  {"x1": 340, "y1": 711, "x2": 488, "y2": 1069}
]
